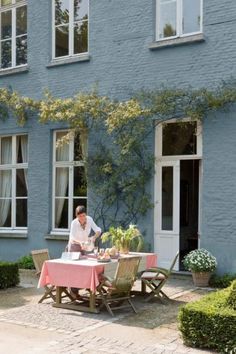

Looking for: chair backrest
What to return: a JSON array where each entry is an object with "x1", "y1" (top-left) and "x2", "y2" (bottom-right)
[
  {"x1": 113, "y1": 256, "x2": 141, "y2": 293},
  {"x1": 168, "y1": 252, "x2": 179, "y2": 275},
  {"x1": 31, "y1": 249, "x2": 50, "y2": 274}
]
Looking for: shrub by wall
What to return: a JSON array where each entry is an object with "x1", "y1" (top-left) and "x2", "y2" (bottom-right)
[
  {"x1": 209, "y1": 273, "x2": 236, "y2": 288},
  {"x1": 179, "y1": 287, "x2": 236, "y2": 353},
  {"x1": 17, "y1": 255, "x2": 35, "y2": 270},
  {"x1": 0, "y1": 262, "x2": 19, "y2": 289}
]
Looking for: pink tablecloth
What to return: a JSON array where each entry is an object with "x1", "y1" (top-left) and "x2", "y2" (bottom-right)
[
  {"x1": 38, "y1": 259, "x2": 104, "y2": 293},
  {"x1": 38, "y1": 253, "x2": 157, "y2": 293},
  {"x1": 146, "y1": 254, "x2": 157, "y2": 269}
]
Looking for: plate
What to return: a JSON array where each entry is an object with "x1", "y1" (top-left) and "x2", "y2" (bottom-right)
[{"x1": 97, "y1": 258, "x2": 111, "y2": 263}]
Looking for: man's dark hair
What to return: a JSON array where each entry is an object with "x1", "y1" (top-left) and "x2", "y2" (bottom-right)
[{"x1": 75, "y1": 205, "x2": 86, "y2": 216}]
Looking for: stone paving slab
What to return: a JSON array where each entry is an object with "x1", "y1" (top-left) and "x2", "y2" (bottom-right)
[{"x1": 0, "y1": 277, "x2": 215, "y2": 354}]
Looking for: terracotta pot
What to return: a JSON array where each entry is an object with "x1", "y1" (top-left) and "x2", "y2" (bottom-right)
[{"x1": 192, "y1": 271, "x2": 212, "y2": 287}]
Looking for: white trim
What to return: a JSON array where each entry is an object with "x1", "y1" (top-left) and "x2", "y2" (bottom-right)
[
  {"x1": 156, "y1": 118, "x2": 202, "y2": 160},
  {"x1": 52, "y1": 0, "x2": 89, "y2": 60},
  {"x1": 52, "y1": 130, "x2": 87, "y2": 233},
  {"x1": 0, "y1": 0, "x2": 27, "y2": 70},
  {"x1": 156, "y1": 0, "x2": 203, "y2": 42},
  {"x1": 0, "y1": 133, "x2": 28, "y2": 230}
]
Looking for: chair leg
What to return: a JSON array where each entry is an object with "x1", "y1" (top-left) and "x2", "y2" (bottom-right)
[
  {"x1": 127, "y1": 299, "x2": 137, "y2": 314},
  {"x1": 38, "y1": 285, "x2": 56, "y2": 303}
]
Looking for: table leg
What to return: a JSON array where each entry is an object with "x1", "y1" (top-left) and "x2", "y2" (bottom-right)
[
  {"x1": 89, "y1": 291, "x2": 96, "y2": 312},
  {"x1": 55, "y1": 286, "x2": 62, "y2": 305},
  {"x1": 141, "y1": 280, "x2": 147, "y2": 294}
]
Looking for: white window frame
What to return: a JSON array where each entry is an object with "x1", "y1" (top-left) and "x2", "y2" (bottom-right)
[
  {"x1": 0, "y1": 133, "x2": 28, "y2": 232},
  {"x1": 156, "y1": 0, "x2": 203, "y2": 42},
  {"x1": 156, "y1": 118, "x2": 202, "y2": 161},
  {"x1": 0, "y1": 0, "x2": 27, "y2": 70},
  {"x1": 52, "y1": 130, "x2": 87, "y2": 233},
  {"x1": 52, "y1": 0, "x2": 89, "y2": 60}
]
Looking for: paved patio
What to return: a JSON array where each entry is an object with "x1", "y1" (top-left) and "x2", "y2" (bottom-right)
[{"x1": 0, "y1": 275, "x2": 215, "y2": 354}]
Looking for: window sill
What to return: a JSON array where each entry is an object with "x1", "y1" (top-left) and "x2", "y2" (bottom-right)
[
  {"x1": 47, "y1": 54, "x2": 90, "y2": 68},
  {"x1": 0, "y1": 232, "x2": 27, "y2": 239},
  {"x1": 149, "y1": 33, "x2": 205, "y2": 50},
  {"x1": 45, "y1": 233, "x2": 69, "y2": 241},
  {"x1": 0, "y1": 65, "x2": 29, "y2": 77}
]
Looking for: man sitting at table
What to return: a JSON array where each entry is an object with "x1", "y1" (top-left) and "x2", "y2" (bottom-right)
[{"x1": 67, "y1": 205, "x2": 102, "y2": 299}]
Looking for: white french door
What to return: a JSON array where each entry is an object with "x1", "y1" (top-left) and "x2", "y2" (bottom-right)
[{"x1": 154, "y1": 160, "x2": 180, "y2": 271}]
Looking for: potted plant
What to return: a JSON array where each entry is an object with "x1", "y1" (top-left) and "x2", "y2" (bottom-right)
[
  {"x1": 102, "y1": 224, "x2": 143, "y2": 254},
  {"x1": 183, "y1": 249, "x2": 217, "y2": 287}
]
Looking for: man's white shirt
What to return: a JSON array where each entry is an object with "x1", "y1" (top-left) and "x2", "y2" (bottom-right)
[{"x1": 69, "y1": 216, "x2": 101, "y2": 244}]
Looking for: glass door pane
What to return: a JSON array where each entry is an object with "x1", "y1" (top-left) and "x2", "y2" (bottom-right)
[{"x1": 162, "y1": 166, "x2": 173, "y2": 230}]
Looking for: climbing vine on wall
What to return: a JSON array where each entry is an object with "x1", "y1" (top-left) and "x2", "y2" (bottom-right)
[{"x1": 1, "y1": 82, "x2": 236, "y2": 231}]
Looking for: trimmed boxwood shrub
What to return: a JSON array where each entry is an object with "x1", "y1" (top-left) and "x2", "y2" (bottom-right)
[
  {"x1": 227, "y1": 280, "x2": 236, "y2": 311},
  {"x1": 179, "y1": 287, "x2": 236, "y2": 353},
  {"x1": 0, "y1": 262, "x2": 19, "y2": 289},
  {"x1": 209, "y1": 273, "x2": 236, "y2": 288},
  {"x1": 17, "y1": 254, "x2": 35, "y2": 270}
]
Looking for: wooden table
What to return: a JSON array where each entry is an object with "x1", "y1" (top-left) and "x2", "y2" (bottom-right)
[{"x1": 38, "y1": 252, "x2": 157, "y2": 313}]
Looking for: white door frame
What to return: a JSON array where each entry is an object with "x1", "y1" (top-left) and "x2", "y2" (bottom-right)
[{"x1": 154, "y1": 119, "x2": 203, "y2": 271}]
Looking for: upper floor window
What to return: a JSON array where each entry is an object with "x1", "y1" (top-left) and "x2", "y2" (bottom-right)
[
  {"x1": 156, "y1": 0, "x2": 202, "y2": 41},
  {"x1": 52, "y1": 131, "x2": 87, "y2": 231},
  {"x1": 0, "y1": 134, "x2": 28, "y2": 229},
  {"x1": 0, "y1": 0, "x2": 27, "y2": 69},
  {"x1": 53, "y1": 0, "x2": 88, "y2": 59}
]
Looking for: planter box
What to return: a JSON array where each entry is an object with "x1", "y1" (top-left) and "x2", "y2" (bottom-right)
[
  {"x1": 19, "y1": 269, "x2": 38, "y2": 287},
  {"x1": 192, "y1": 271, "x2": 212, "y2": 287}
]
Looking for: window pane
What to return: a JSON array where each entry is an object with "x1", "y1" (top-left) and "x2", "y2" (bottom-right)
[
  {"x1": 56, "y1": 131, "x2": 69, "y2": 161},
  {"x1": 1, "y1": 10, "x2": 11, "y2": 39},
  {"x1": 1, "y1": 40, "x2": 12, "y2": 68},
  {"x1": 162, "y1": 166, "x2": 173, "y2": 231},
  {"x1": 183, "y1": 0, "x2": 201, "y2": 34},
  {"x1": 159, "y1": 0, "x2": 176, "y2": 39},
  {"x1": 0, "y1": 170, "x2": 12, "y2": 197},
  {"x1": 74, "y1": 166, "x2": 87, "y2": 197},
  {"x1": 16, "y1": 35, "x2": 27, "y2": 65},
  {"x1": 73, "y1": 198, "x2": 87, "y2": 216},
  {"x1": 17, "y1": 135, "x2": 28, "y2": 163},
  {"x1": 74, "y1": 135, "x2": 83, "y2": 161},
  {"x1": 16, "y1": 199, "x2": 27, "y2": 227},
  {"x1": 74, "y1": 0, "x2": 88, "y2": 21},
  {"x1": 0, "y1": 199, "x2": 11, "y2": 227},
  {"x1": 1, "y1": 136, "x2": 12, "y2": 164},
  {"x1": 16, "y1": 169, "x2": 27, "y2": 197},
  {"x1": 55, "y1": 198, "x2": 68, "y2": 228},
  {"x1": 162, "y1": 122, "x2": 197, "y2": 156},
  {"x1": 55, "y1": 25, "x2": 69, "y2": 57},
  {"x1": 16, "y1": 5, "x2": 27, "y2": 35},
  {"x1": 55, "y1": 167, "x2": 69, "y2": 197},
  {"x1": 74, "y1": 21, "x2": 88, "y2": 54},
  {"x1": 55, "y1": 0, "x2": 69, "y2": 25}
]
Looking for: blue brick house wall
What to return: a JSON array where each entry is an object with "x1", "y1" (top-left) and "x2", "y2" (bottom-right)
[{"x1": 0, "y1": 0, "x2": 236, "y2": 273}]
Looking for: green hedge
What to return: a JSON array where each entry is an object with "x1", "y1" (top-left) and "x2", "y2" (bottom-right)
[
  {"x1": 0, "y1": 262, "x2": 20, "y2": 289},
  {"x1": 17, "y1": 254, "x2": 35, "y2": 270},
  {"x1": 179, "y1": 287, "x2": 236, "y2": 353},
  {"x1": 227, "y1": 280, "x2": 236, "y2": 311},
  {"x1": 209, "y1": 273, "x2": 236, "y2": 288}
]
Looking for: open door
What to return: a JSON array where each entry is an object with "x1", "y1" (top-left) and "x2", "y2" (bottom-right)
[{"x1": 154, "y1": 160, "x2": 180, "y2": 271}]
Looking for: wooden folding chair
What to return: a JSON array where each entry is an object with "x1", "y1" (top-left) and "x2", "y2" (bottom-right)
[
  {"x1": 97, "y1": 256, "x2": 141, "y2": 316},
  {"x1": 141, "y1": 252, "x2": 179, "y2": 303},
  {"x1": 31, "y1": 249, "x2": 56, "y2": 303},
  {"x1": 31, "y1": 249, "x2": 73, "y2": 304}
]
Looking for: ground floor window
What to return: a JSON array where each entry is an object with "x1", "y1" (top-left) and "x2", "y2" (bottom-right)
[
  {"x1": 52, "y1": 130, "x2": 87, "y2": 231},
  {"x1": 0, "y1": 134, "x2": 28, "y2": 229}
]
